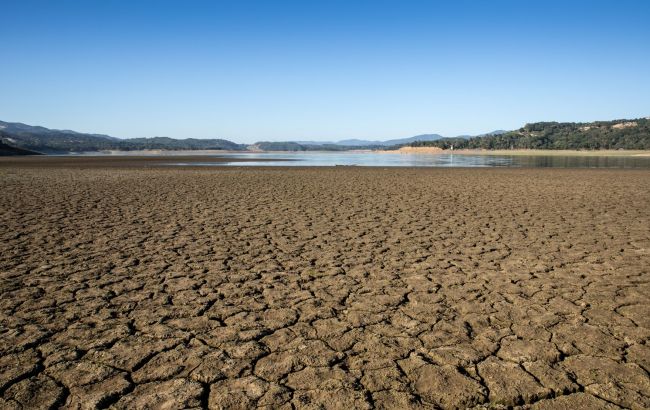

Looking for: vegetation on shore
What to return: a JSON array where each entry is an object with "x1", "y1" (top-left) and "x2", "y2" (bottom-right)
[
  {"x1": 0, "y1": 125, "x2": 241, "y2": 154},
  {"x1": 0, "y1": 140, "x2": 42, "y2": 156},
  {"x1": 0, "y1": 121, "x2": 375, "y2": 153},
  {"x1": 1, "y1": 117, "x2": 649, "y2": 155},
  {"x1": 408, "y1": 118, "x2": 650, "y2": 150},
  {"x1": 451, "y1": 149, "x2": 650, "y2": 157}
]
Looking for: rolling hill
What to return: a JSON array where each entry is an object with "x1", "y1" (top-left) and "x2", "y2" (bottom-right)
[
  {"x1": 0, "y1": 140, "x2": 42, "y2": 156},
  {"x1": 2, "y1": 118, "x2": 648, "y2": 155},
  {"x1": 0, "y1": 120, "x2": 447, "y2": 153},
  {"x1": 0, "y1": 121, "x2": 245, "y2": 153},
  {"x1": 410, "y1": 119, "x2": 650, "y2": 150}
]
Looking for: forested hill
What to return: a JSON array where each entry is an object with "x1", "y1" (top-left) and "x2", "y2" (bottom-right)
[
  {"x1": 0, "y1": 120, "x2": 440, "y2": 153},
  {"x1": 2, "y1": 118, "x2": 649, "y2": 154},
  {"x1": 410, "y1": 118, "x2": 650, "y2": 150},
  {"x1": 0, "y1": 121, "x2": 245, "y2": 153},
  {"x1": 0, "y1": 140, "x2": 42, "y2": 156}
]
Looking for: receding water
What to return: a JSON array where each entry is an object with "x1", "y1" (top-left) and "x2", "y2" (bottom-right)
[{"x1": 170, "y1": 152, "x2": 650, "y2": 168}]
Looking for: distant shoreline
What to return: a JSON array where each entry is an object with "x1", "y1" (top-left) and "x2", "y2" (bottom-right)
[
  {"x1": 379, "y1": 147, "x2": 650, "y2": 157},
  {"x1": 23, "y1": 148, "x2": 650, "y2": 157},
  {"x1": 452, "y1": 149, "x2": 650, "y2": 157},
  {"x1": 56, "y1": 149, "x2": 379, "y2": 156}
]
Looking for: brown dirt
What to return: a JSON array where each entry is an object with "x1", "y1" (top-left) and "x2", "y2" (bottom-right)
[
  {"x1": 1, "y1": 157, "x2": 649, "y2": 409},
  {"x1": 0, "y1": 155, "x2": 289, "y2": 169}
]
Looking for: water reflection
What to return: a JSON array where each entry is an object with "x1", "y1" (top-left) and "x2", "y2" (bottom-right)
[
  {"x1": 513, "y1": 155, "x2": 649, "y2": 168},
  {"x1": 170, "y1": 152, "x2": 650, "y2": 169}
]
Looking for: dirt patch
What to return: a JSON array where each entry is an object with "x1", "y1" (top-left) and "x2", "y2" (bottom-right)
[
  {"x1": 612, "y1": 121, "x2": 638, "y2": 129},
  {"x1": 1, "y1": 162, "x2": 649, "y2": 408}
]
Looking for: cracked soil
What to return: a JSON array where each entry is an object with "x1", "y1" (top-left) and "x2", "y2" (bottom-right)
[{"x1": 1, "y1": 160, "x2": 649, "y2": 409}]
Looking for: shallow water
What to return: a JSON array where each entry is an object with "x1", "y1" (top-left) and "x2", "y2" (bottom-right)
[{"x1": 170, "y1": 152, "x2": 650, "y2": 168}]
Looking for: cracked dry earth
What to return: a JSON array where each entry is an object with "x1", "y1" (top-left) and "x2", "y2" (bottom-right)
[{"x1": 1, "y1": 164, "x2": 650, "y2": 409}]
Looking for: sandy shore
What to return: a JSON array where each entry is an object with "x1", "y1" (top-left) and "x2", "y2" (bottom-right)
[{"x1": 1, "y1": 157, "x2": 649, "y2": 408}]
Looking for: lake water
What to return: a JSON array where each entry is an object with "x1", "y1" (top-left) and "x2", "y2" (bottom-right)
[{"x1": 170, "y1": 152, "x2": 650, "y2": 168}]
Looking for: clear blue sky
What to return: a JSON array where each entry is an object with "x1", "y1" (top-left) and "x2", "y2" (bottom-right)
[{"x1": 1, "y1": 0, "x2": 649, "y2": 142}]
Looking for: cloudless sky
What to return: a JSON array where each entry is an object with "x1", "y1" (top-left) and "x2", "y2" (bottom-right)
[{"x1": 1, "y1": 0, "x2": 649, "y2": 142}]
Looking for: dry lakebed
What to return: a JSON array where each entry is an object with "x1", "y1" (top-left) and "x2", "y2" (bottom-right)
[{"x1": 1, "y1": 156, "x2": 649, "y2": 409}]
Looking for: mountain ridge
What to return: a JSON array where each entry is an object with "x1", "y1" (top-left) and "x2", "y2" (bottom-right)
[
  {"x1": 409, "y1": 119, "x2": 650, "y2": 150},
  {"x1": 0, "y1": 120, "x2": 450, "y2": 154},
  {"x1": 1, "y1": 118, "x2": 648, "y2": 154},
  {"x1": 297, "y1": 134, "x2": 445, "y2": 147},
  {"x1": 0, "y1": 140, "x2": 42, "y2": 156}
]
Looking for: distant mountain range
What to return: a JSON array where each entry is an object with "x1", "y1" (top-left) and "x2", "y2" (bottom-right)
[
  {"x1": 0, "y1": 121, "x2": 242, "y2": 154},
  {"x1": 1, "y1": 119, "x2": 648, "y2": 155},
  {"x1": 0, "y1": 120, "x2": 120, "y2": 141},
  {"x1": 0, "y1": 120, "x2": 451, "y2": 154},
  {"x1": 295, "y1": 134, "x2": 444, "y2": 147}
]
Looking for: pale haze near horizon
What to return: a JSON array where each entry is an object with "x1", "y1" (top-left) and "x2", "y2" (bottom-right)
[{"x1": 1, "y1": 0, "x2": 649, "y2": 143}]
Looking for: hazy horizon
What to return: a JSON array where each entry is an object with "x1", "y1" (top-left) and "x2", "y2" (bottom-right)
[{"x1": 2, "y1": 0, "x2": 649, "y2": 143}]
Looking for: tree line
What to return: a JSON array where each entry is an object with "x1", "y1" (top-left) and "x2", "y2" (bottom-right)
[{"x1": 410, "y1": 118, "x2": 650, "y2": 150}]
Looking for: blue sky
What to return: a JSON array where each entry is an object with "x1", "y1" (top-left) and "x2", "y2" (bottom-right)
[{"x1": 1, "y1": 0, "x2": 649, "y2": 142}]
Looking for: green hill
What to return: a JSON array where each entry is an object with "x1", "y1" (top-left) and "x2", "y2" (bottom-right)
[
  {"x1": 410, "y1": 118, "x2": 650, "y2": 150},
  {"x1": 0, "y1": 121, "x2": 245, "y2": 153},
  {"x1": 0, "y1": 140, "x2": 42, "y2": 156},
  {"x1": 2, "y1": 117, "x2": 649, "y2": 154}
]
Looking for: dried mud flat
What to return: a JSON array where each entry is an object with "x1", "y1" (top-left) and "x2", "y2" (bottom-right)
[{"x1": 1, "y1": 160, "x2": 650, "y2": 409}]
